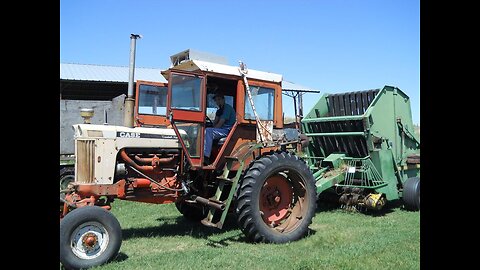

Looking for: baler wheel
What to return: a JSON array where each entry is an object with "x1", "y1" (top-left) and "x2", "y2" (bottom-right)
[
  {"x1": 236, "y1": 152, "x2": 317, "y2": 243},
  {"x1": 60, "y1": 206, "x2": 122, "y2": 269},
  {"x1": 403, "y1": 177, "x2": 420, "y2": 211}
]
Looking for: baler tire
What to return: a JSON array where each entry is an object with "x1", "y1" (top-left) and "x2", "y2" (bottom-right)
[
  {"x1": 175, "y1": 201, "x2": 207, "y2": 221},
  {"x1": 60, "y1": 206, "x2": 122, "y2": 270},
  {"x1": 403, "y1": 177, "x2": 420, "y2": 211},
  {"x1": 235, "y1": 152, "x2": 316, "y2": 243}
]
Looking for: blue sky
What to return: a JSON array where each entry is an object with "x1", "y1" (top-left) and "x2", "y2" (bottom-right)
[{"x1": 60, "y1": 0, "x2": 420, "y2": 124}]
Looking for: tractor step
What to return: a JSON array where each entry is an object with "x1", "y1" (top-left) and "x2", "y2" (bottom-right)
[
  {"x1": 224, "y1": 156, "x2": 239, "y2": 161},
  {"x1": 200, "y1": 218, "x2": 223, "y2": 228},
  {"x1": 202, "y1": 156, "x2": 245, "y2": 229},
  {"x1": 192, "y1": 195, "x2": 225, "y2": 211}
]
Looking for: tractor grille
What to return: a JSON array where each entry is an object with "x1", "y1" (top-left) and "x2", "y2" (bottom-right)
[{"x1": 76, "y1": 140, "x2": 95, "y2": 183}]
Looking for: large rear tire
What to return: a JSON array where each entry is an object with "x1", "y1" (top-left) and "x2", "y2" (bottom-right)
[
  {"x1": 403, "y1": 177, "x2": 420, "y2": 211},
  {"x1": 236, "y1": 152, "x2": 316, "y2": 243},
  {"x1": 60, "y1": 206, "x2": 122, "y2": 269}
]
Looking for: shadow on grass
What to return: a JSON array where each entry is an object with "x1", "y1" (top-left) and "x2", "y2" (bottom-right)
[
  {"x1": 111, "y1": 252, "x2": 129, "y2": 263},
  {"x1": 60, "y1": 252, "x2": 129, "y2": 269},
  {"x1": 316, "y1": 200, "x2": 341, "y2": 213},
  {"x1": 122, "y1": 213, "x2": 240, "y2": 241},
  {"x1": 205, "y1": 227, "x2": 317, "y2": 248},
  {"x1": 205, "y1": 232, "x2": 245, "y2": 248},
  {"x1": 366, "y1": 199, "x2": 404, "y2": 217},
  {"x1": 122, "y1": 211, "x2": 318, "y2": 248}
]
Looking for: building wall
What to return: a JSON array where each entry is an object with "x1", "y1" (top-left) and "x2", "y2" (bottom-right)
[{"x1": 60, "y1": 94, "x2": 126, "y2": 154}]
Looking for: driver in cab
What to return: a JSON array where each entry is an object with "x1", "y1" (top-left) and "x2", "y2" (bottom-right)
[{"x1": 204, "y1": 93, "x2": 236, "y2": 165}]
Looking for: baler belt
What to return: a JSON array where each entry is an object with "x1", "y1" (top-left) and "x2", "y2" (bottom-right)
[{"x1": 327, "y1": 89, "x2": 380, "y2": 116}]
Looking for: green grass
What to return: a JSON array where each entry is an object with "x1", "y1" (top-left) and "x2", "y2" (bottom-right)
[{"x1": 73, "y1": 200, "x2": 419, "y2": 270}]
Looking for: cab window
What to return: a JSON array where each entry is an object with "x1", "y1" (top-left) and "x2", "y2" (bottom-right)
[
  {"x1": 244, "y1": 86, "x2": 274, "y2": 120},
  {"x1": 138, "y1": 84, "x2": 168, "y2": 116}
]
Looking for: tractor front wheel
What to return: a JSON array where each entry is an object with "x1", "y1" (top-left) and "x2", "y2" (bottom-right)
[
  {"x1": 60, "y1": 206, "x2": 122, "y2": 269},
  {"x1": 236, "y1": 152, "x2": 317, "y2": 243}
]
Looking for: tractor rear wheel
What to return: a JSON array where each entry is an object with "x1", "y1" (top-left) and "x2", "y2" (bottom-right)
[
  {"x1": 236, "y1": 152, "x2": 316, "y2": 243},
  {"x1": 60, "y1": 206, "x2": 122, "y2": 269},
  {"x1": 403, "y1": 177, "x2": 420, "y2": 211}
]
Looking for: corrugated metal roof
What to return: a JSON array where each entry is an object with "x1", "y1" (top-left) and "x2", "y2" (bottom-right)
[{"x1": 60, "y1": 63, "x2": 167, "y2": 83}]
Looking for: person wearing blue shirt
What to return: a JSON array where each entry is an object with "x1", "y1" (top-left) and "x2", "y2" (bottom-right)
[{"x1": 204, "y1": 93, "x2": 236, "y2": 164}]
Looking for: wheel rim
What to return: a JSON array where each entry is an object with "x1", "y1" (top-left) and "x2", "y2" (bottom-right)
[
  {"x1": 70, "y1": 221, "x2": 110, "y2": 260},
  {"x1": 260, "y1": 175, "x2": 293, "y2": 224},
  {"x1": 259, "y1": 171, "x2": 308, "y2": 233}
]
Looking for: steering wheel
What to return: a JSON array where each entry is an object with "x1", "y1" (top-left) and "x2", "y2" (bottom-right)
[{"x1": 206, "y1": 115, "x2": 214, "y2": 127}]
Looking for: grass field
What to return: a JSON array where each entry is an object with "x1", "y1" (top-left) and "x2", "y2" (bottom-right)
[{"x1": 67, "y1": 199, "x2": 419, "y2": 270}]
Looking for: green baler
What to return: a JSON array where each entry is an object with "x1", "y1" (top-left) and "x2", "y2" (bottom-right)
[{"x1": 302, "y1": 85, "x2": 420, "y2": 211}]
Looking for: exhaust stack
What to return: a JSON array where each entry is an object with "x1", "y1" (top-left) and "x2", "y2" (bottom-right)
[{"x1": 124, "y1": 33, "x2": 142, "y2": 128}]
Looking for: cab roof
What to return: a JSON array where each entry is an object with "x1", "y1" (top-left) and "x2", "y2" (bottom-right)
[{"x1": 161, "y1": 59, "x2": 283, "y2": 83}]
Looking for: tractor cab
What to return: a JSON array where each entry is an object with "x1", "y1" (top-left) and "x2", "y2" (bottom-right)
[
  {"x1": 60, "y1": 49, "x2": 323, "y2": 269},
  {"x1": 161, "y1": 55, "x2": 284, "y2": 169}
]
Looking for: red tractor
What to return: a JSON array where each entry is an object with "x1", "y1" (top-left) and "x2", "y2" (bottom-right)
[{"x1": 60, "y1": 57, "x2": 317, "y2": 269}]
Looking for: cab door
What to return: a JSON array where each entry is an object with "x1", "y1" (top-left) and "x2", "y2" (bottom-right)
[{"x1": 167, "y1": 72, "x2": 206, "y2": 167}]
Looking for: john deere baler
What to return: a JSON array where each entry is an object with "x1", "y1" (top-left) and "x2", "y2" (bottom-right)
[{"x1": 302, "y1": 85, "x2": 420, "y2": 211}]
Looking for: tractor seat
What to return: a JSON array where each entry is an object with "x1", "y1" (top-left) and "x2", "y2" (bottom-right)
[{"x1": 213, "y1": 137, "x2": 227, "y2": 146}]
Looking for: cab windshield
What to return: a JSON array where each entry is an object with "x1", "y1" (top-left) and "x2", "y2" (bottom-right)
[{"x1": 170, "y1": 74, "x2": 202, "y2": 111}]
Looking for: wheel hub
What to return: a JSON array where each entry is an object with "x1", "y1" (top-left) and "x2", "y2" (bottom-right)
[
  {"x1": 265, "y1": 189, "x2": 282, "y2": 208},
  {"x1": 70, "y1": 222, "x2": 109, "y2": 260},
  {"x1": 260, "y1": 175, "x2": 293, "y2": 224},
  {"x1": 82, "y1": 233, "x2": 98, "y2": 249}
]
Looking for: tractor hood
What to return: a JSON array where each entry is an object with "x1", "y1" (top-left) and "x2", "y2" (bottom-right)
[
  {"x1": 73, "y1": 124, "x2": 182, "y2": 140},
  {"x1": 72, "y1": 124, "x2": 188, "y2": 149}
]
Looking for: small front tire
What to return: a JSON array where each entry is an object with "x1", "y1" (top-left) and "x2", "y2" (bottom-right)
[{"x1": 60, "y1": 206, "x2": 122, "y2": 269}]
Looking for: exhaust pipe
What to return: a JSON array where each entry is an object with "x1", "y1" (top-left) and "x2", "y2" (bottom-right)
[
  {"x1": 134, "y1": 154, "x2": 176, "y2": 164},
  {"x1": 192, "y1": 195, "x2": 225, "y2": 211},
  {"x1": 119, "y1": 149, "x2": 156, "y2": 173},
  {"x1": 124, "y1": 33, "x2": 142, "y2": 128}
]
